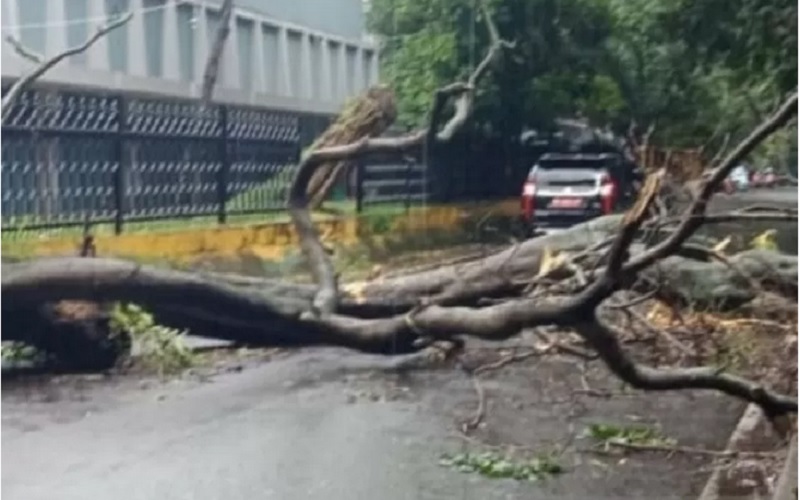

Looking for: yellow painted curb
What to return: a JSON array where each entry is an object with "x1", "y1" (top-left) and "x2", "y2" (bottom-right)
[{"x1": 7, "y1": 199, "x2": 520, "y2": 263}]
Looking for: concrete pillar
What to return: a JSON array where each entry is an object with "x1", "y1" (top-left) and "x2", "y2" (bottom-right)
[
  {"x1": 5, "y1": 0, "x2": 21, "y2": 42},
  {"x1": 319, "y1": 38, "x2": 333, "y2": 102},
  {"x1": 45, "y1": 0, "x2": 66, "y2": 57},
  {"x1": 252, "y1": 21, "x2": 266, "y2": 93},
  {"x1": 369, "y1": 49, "x2": 380, "y2": 85},
  {"x1": 87, "y1": 0, "x2": 109, "y2": 71},
  {"x1": 277, "y1": 26, "x2": 292, "y2": 97},
  {"x1": 354, "y1": 47, "x2": 365, "y2": 93},
  {"x1": 224, "y1": 15, "x2": 240, "y2": 89},
  {"x1": 773, "y1": 433, "x2": 797, "y2": 500},
  {"x1": 300, "y1": 32, "x2": 313, "y2": 99},
  {"x1": 336, "y1": 43, "x2": 348, "y2": 101},
  {"x1": 161, "y1": 0, "x2": 180, "y2": 80},
  {"x1": 127, "y1": 0, "x2": 147, "y2": 77},
  {"x1": 192, "y1": 4, "x2": 208, "y2": 83}
]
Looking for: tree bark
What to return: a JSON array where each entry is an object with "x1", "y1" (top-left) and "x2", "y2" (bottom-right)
[{"x1": 4, "y1": 233, "x2": 796, "y2": 352}]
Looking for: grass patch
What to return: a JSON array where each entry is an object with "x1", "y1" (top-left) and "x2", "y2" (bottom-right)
[
  {"x1": 583, "y1": 423, "x2": 676, "y2": 451},
  {"x1": 2, "y1": 201, "x2": 413, "y2": 242},
  {"x1": 438, "y1": 451, "x2": 563, "y2": 481}
]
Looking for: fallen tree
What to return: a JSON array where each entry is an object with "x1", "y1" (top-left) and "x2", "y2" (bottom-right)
[
  {"x1": 304, "y1": 86, "x2": 398, "y2": 210},
  {"x1": 1, "y1": 2, "x2": 798, "y2": 418}
]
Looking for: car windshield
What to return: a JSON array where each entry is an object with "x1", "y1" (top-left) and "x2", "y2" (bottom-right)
[{"x1": 533, "y1": 167, "x2": 601, "y2": 187}]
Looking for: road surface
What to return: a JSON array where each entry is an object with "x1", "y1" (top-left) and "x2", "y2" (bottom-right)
[
  {"x1": 2, "y1": 189, "x2": 795, "y2": 500},
  {"x1": 2, "y1": 346, "x2": 744, "y2": 500},
  {"x1": 713, "y1": 185, "x2": 797, "y2": 208}
]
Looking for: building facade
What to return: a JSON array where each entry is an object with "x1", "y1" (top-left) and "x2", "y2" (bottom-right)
[{"x1": 1, "y1": 0, "x2": 380, "y2": 114}]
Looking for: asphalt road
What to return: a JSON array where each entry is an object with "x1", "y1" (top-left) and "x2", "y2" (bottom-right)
[
  {"x1": 714, "y1": 185, "x2": 797, "y2": 207},
  {"x1": 3, "y1": 345, "x2": 744, "y2": 500},
  {"x1": 2, "y1": 188, "x2": 795, "y2": 500}
]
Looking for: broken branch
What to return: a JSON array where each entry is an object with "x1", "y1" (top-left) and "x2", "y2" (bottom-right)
[
  {"x1": 287, "y1": 0, "x2": 513, "y2": 316},
  {"x1": 573, "y1": 311, "x2": 796, "y2": 416},
  {"x1": 2, "y1": 12, "x2": 133, "y2": 119}
]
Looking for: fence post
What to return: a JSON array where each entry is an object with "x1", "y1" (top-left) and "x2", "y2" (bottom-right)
[
  {"x1": 354, "y1": 159, "x2": 364, "y2": 214},
  {"x1": 217, "y1": 106, "x2": 230, "y2": 225},
  {"x1": 113, "y1": 95, "x2": 127, "y2": 235},
  {"x1": 405, "y1": 158, "x2": 413, "y2": 213}
]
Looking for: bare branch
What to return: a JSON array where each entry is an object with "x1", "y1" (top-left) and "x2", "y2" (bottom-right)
[
  {"x1": 436, "y1": 1, "x2": 515, "y2": 141},
  {"x1": 287, "y1": 133, "x2": 425, "y2": 315},
  {"x1": 201, "y1": 0, "x2": 234, "y2": 105},
  {"x1": 626, "y1": 92, "x2": 798, "y2": 274},
  {"x1": 5, "y1": 35, "x2": 43, "y2": 64},
  {"x1": 286, "y1": 0, "x2": 512, "y2": 316},
  {"x1": 574, "y1": 311, "x2": 796, "y2": 416},
  {"x1": 1, "y1": 12, "x2": 133, "y2": 119}
]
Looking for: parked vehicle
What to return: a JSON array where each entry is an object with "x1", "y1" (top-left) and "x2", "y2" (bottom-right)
[
  {"x1": 520, "y1": 152, "x2": 642, "y2": 233},
  {"x1": 729, "y1": 164, "x2": 750, "y2": 191}
]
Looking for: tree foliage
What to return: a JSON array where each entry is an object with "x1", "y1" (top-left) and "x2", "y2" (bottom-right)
[{"x1": 368, "y1": 0, "x2": 797, "y2": 167}]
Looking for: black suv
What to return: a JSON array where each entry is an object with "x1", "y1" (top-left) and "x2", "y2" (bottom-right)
[{"x1": 520, "y1": 153, "x2": 642, "y2": 232}]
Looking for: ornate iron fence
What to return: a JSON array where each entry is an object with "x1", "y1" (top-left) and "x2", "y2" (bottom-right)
[
  {"x1": 358, "y1": 160, "x2": 429, "y2": 210},
  {"x1": 1, "y1": 87, "x2": 440, "y2": 234},
  {"x1": 1, "y1": 86, "x2": 303, "y2": 233}
]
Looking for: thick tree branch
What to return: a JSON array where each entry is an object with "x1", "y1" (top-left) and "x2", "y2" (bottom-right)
[
  {"x1": 574, "y1": 310, "x2": 796, "y2": 416},
  {"x1": 0, "y1": 257, "x2": 606, "y2": 354},
  {"x1": 201, "y1": 0, "x2": 234, "y2": 105},
  {"x1": 2, "y1": 12, "x2": 133, "y2": 119},
  {"x1": 286, "y1": 0, "x2": 512, "y2": 316}
]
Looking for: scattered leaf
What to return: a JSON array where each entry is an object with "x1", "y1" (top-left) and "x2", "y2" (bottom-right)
[{"x1": 438, "y1": 450, "x2": 564, "y2": 481}]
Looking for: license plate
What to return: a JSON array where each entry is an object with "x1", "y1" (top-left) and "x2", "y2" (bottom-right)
[{"x1": 549, "y1": 197, "x2": 584, "y2": 209}]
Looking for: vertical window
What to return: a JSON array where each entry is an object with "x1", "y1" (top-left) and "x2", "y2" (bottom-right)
[
  {"x1": 64, "y1": 0, "x2": 88, "y2": 66},
  {"x1": 18, "y1": 0, "x2": 47, "y2": 56},
  {"x1": 237, "y1": 18, "x2": 254, "y2": 93},
  {"x1": 143, "y1": 0, "x2": 165, "y2": 78},
  {"x1": 105, "y1": 0, "x2": 130, "y2": 73},
  {"x1": 177, "y1": 2, "x2": 196, "y2": 82},
  {"x1": 262, "y1": 25, "x2": 279, "y2": 94}
]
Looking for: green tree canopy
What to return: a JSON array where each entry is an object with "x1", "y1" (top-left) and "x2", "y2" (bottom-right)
[{"x1": 368, "y1": 0, "x2": 797, "y2": 167}]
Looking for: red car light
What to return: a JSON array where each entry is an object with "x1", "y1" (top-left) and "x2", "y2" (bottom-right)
[
  {"x1": 599, "y1": 173, "x2": 617, "y2": 214},
  {"x1": 521, "y1": 177, "x2": 537, "y2": 221}
]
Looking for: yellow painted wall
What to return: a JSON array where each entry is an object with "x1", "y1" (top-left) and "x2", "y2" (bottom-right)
[{"x1": 12, "y1": 199, "x2": 519, "y2": 262}]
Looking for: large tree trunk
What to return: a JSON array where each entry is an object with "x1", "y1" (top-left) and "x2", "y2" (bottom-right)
[
  {"x1": 4, "y1": 216, "x2": 795, "y2": 359},
  {"x1": 2, "y1": 301, "x2": 131, "y2": 372}
]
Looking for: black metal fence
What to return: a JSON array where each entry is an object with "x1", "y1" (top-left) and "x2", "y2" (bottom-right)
[{"x1": 1, "y1": 86, "x2": 430, "y2": 233}]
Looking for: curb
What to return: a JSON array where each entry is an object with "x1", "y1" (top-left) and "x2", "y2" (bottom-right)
[
  {"x1": 772, "y1": 433, "x2": 797, "y2": 500},
  {"x1": 697, "y1": 403, "x2": 796, "y2": 500}
]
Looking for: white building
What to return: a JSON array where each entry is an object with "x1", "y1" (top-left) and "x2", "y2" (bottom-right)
[{"x1": 0, "y1": 0, "x2": 380, "y2": 115}]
